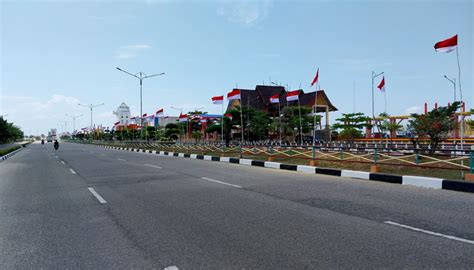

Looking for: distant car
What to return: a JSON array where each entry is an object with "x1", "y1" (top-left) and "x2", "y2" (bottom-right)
[{"x1": 47, "y1": 138, "x2": 53, "y2": 142}]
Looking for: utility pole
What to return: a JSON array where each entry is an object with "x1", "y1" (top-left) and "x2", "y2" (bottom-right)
[
  {"x1": 116, "y1": 67, "x2": 165, "y2": 139},
  {"x1": 66, "y1": 114, "x2": 83, "y2": 139},
  {"x1": 78, "y1": 103, "x2": 104, "y2": 141}
]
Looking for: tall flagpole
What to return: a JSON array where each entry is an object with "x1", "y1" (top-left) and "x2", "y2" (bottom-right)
[
  {"x1": 297, "y1": 96, "x2": 303, "y2": 145},
  {"x1": 221, "y1": 99, "x2": 224, "y2": 148},
  {"x1": 384, "y1": 90, "x2": 387, "y2": 114},
  {"x1": 278, "y1": 99, "x2": 282, "y2": 145},
  {"x1": 456, "y1": 47, "x2": 464, "y2": 163},
  {"x1": 312, "y1": 85, "x2": 318, "y2": 147}
]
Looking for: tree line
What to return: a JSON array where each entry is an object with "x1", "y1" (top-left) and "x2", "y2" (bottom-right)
[{"x1": 0, "y1": 117, "x2": 24, "y2": 144}]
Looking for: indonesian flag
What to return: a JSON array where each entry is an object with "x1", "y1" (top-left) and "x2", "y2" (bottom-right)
[
  {"x1": 377, "y1": 76, "x2": 386, "y2": 92},
  {"x1": 156, "y1": 108, "x2": 164, "y2": 116},
  {"x1": 142, "y1": 113, "x2": 147, "y2": 118},
  {"x1": 310, "y1": 68, "x2": 319, "y2": 87},
  {"x1": 269, "y1": 93, "x2": 280, "y2": 104},
  {"x1": 434, "y1": 35, "x2": 458, "y2": 53},
  {"x1": 227, "y1": 89, "x2": 241, "y2": 100},
  {"x1": 286, "y1": 90, "x2": 300, "y2": 102},
  {"x1": 114, "y1": 121, "x2": 120, "y2": 126},
  {"x1": 224, "y1": 113, "x2": 233, "y2": 120},
  {"x1": 200, "y1": 117, "x2": 207, "y2": 123},
  {"x1": 179, "y1": 113, "x2": 188, "y2": 122},
  {"x1": 211, "y1": 95, "x2": 224, "y2": 104}
]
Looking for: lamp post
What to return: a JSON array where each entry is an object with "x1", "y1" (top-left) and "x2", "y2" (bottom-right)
[
  {"x1": 116, "y1": 67, "x2": 164, "y2": 139},
  {"x1": 371, "y1": 71, "x2": 384, "y2": 135},
  {"x1": 443, "y1": 75, "x2": 456, "y2": 102},
  {"x1": 78, "y1": 103, "x2": 104, "y2": 141},
  {"x1": 66, "y1": 113, "x2": 83, "y2": 137}
]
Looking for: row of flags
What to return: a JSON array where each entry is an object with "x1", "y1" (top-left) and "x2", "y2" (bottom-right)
[{"x1": 110, "y1": 34, "x2": 458, "y2": 129}]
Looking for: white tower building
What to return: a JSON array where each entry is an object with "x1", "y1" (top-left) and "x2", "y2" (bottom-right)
[{"x1": 113, "y1": 102, "x2": 131, "y2": 125}]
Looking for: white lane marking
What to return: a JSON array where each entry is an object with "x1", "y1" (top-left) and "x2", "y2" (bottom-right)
[
  {"x1": 87, "y1": 187, "x2": 107, "y2": 204},
  {"x1": 144, "y1": 164, "x2": 162, "y2": 169},
  {"x1": 55, "y1": 155, "x2": 59, "y2": 159},
  {"x1": 201, "y1": 177, "x2": 242, "y2": 188},
  {"x1": 101, "y1": 154, "x2": 106, "y2": 156},
  {"x1": 60, "y1": 160, "x2": 65, "y2": 165},
  {"x1": 384, "y1": 221, "x2": 474, "y2": 245},
  {"x1": 117, "y1": 158, "x2": 126, "y2": 161},
  {"x1": 164, "y1": 266, "x2": 179, "y2": 270},
  {"x1": 69, "y1": 168, "x2": 77, "y2": 175}
]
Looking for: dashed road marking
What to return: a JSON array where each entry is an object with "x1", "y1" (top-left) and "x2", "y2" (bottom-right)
[
  {"x1": 69, "y1": 168, "x2": 76, "y2": 175},
  {"x1": 164, "y1": 266, "x2": 179, "y2": 270},
  {"x1": 384, "y1": 221, "x2": 474, "y2": 245},
  {"x1": 201, "y1": 177, "x2": 242, "y2": 188},
  {"x1": 117, "y1": 158, "x2": 126, "y2": 161},
  {"x1": 87, "y1": 187, "x2": 107, "y2": 204},
  {"x1": 144, "y1": 164, "x2": 162, "y2": 169},
  {"x1": 60, "y1": 160, "x2": 65, "y2": 165}
]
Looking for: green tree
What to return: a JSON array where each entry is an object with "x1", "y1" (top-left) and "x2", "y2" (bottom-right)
[
  {"x1": 280, "y1": 106, "x2": 315, "y2": 143},
  {"x1": 408, "y1": 102, "x2": 460, "y2": 153},
  {"x1": 0, "y1": 117, "x2": 24, "y2": 143},
  {"x1": 332, "y1": 113, "x2": 370, "y2": 142}
]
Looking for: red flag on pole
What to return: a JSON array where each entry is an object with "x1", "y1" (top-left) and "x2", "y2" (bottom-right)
[
  {"x1": 377, "y1": 76, "x2": 386, "y2": 92},
  {"x1": 227, "y1": 89, "x2": 241, "y2": 100},
  {"x1": 310, "y1": 68, "x2": 319, "y2": 87},
  {"x1": 211, "y1": 95, "x2": 224, "y2": 104},
  {"x1": 269, "y1": 93, "x2": 280, "y2": 104},
  {"x1": 155, "y1": 108, "x2": 164, "y2": 116},
  {"x1": 434, "y1": 35, "x2": 458, "y2": 53},
  {"x1": 286, "y1": 90, "x2": 300, "y2": 102}
]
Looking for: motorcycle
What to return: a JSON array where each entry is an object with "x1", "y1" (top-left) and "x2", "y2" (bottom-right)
[
  {"x1": 53, "y1": 141, "x2": 59, "y2": 150},
  {"x1": 41, "y1": 139, "x2": 44, "y2": 145}
]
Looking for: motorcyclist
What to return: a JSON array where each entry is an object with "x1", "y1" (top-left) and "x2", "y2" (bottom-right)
[
  {"x1": 53, "y1": 140, "x2": 59, "y2": 150},
  {"x1": 41, "y1": 139, "x2": 44, "y2": 145}
]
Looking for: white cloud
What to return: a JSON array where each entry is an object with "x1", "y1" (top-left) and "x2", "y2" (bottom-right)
[
  {"x1": 217, "y1": 0, "x2": 272, "y2": 26},
  {"x1": 405, "y1": 106, "x2": 422, "y2": 114},
  {"x1": 115, "y1": 44, "x2": 151, "y2": 59}
]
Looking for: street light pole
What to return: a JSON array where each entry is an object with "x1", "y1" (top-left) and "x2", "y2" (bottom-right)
[
  {"x1": 443, "y1": 75, "x2": 456, "y2": 102},
  {"x1": 116, "y1": 67, "x2": 164, "y2": 140},
  {"x1": 78, "y1": 103, "x2": 104, "y2": 141},
  {"x1": 66, "y1": 113, "x2": 83, "y2": 135}
]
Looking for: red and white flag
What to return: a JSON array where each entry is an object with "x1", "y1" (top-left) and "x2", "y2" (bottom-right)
[
  {"x1": 200, "y1": 117, "x2": 207, "y2": 123},
  {"x1": 142, "y1": 113, "x2": 147, "y2": 118},
  {"x1": 310, "y1": 68, "x2": 319, "y2": 87},
  {"x1": 224, "y1": 113, "x2": 233, "y2": 120},
  {"x1": 286, "y1": 90, "x2": 300, "y2": 102},
  {"x1": 179, "y1": 113, "x2": 188, "y2": 122},
  {"x1": 269, "y1": 93, "x2": 280, "y2": 104},
  {"x1": 227, "y1": 89, "x2": 241, "y2": 100},
  {"x1": 434, "y1": 35, "x2": 458, "y2": 53},
  {"x1": 211, "y1": 95, "x2": 224, "y2": 104},
  {"x1": 377, "y1": 76, "x2": 386, "y2": 92},
  {"x1": 155, "y1": 108, "x2": 164, "y2": 116}
]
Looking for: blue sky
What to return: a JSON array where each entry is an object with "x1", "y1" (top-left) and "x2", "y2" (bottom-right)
[{"x1": 1, "y1": 0, "x2": 472, "y2": 135}]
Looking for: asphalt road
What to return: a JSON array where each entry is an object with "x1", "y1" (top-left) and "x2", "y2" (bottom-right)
[{"x1": 1, "y1": 142, "x2": 473, "y2": 269}]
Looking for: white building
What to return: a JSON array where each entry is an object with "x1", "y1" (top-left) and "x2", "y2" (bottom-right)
[{"x1": 113, "y1": 102, "x2": 131, "y2": 125}]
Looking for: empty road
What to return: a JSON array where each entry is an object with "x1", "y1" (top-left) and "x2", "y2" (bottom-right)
[{"x1": 1, "y1": 142, "x2": 473, "y2": 269}]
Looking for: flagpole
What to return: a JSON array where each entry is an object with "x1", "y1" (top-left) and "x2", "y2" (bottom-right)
[
  {"x1": 384, "y1": 90, "x2": 387, "y2": 114},
  {"x1": 297, "y1": 97, "x2": 303, "y2": 146},
  {"x1": 278, "y1": 99, "x2": 282, "y2": 145},
  {"x1": 456, "y1": 47, "x2": 464, "y2": 169},
  {"x1": 240, "y1": 97, "x2": 244, "y2": 145},
  {"x1": 312, "y1": 86, "x2": 318, "y2": 147},
  {"x1": 221, "y1": 99, "x2": 224, "y2": 149}
]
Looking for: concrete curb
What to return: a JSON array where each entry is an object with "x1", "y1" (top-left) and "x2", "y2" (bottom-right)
[
  {"x1": 97, "y1": 145, "x2": 474, "y2": 194},
  {"x1": 0, "y1": 147, "x2": 24, "y2": 162}
]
